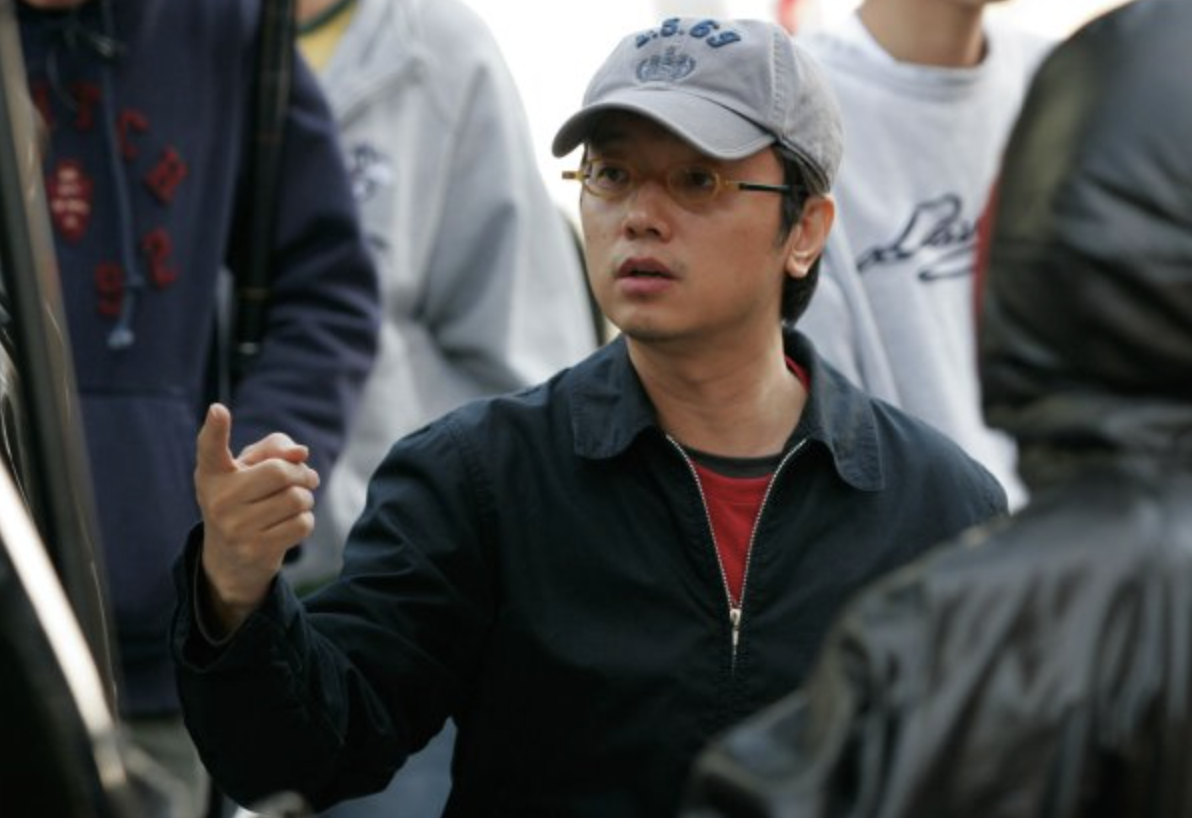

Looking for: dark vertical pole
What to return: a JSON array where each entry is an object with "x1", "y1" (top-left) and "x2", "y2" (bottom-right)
[
  {"x1": 0, "y1": 0, "x2": 118, "y2": 708},
  {"x1": 231, "y1": 0, "x2": 297, "y2": 385}
]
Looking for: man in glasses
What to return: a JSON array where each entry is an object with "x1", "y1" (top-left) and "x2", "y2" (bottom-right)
[{"x1": 173, "y1": 18, "x2": 1005, "y2": 817}]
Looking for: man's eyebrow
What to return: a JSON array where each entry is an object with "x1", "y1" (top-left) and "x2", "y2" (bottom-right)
[{"x1": 587, "y1": 128, "x2": 630, "y2": 151}]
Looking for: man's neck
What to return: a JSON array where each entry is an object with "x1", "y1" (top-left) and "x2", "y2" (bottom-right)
[
  {"x1": 858, "y1": 0, "x2": 990, "y2": 68},
  {"x1": 628, "y1": 337, "x2": 807, "y2": 459}
]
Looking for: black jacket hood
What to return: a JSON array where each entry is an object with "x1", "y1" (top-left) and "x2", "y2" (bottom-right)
[{"x1": 979, "y1": 0, "x2": 1192, "y2": 461}]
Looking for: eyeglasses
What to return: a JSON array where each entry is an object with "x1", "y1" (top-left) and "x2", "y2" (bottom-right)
[{"x1": 562, "y1": 157, "x2": 792, "y2": 209}]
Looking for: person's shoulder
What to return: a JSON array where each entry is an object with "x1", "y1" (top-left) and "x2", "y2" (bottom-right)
[
  {"x1": 387, "y1": 342, "x2": 625, "y2": 468},
  {"x1": 332, "y1": 0, "x2": 496, "y2": 71},
  {"x1": 406, "y1": 0, "x2": 505, "y2": 63},
  {"x1": 417, "y1": 357, "x2": 587, "y2": 438},
  {"x1": 796, "y1": 17, "x2": 916, "y2": 102},
  {"x1": 985, "y1": 19, "x2": 1059, "y2": 77},
  {"x1": 867, "y1": 394, "x2": 989, "y2": 462},
  {"x1": 865, "y1": 394, "x2": 1008, "y2": 507},
  {"x1": 799, "y1": 344, "x2": 997, "y2": 502},
  {"x1": 373, "y1": 0, "x2": 519, "y2": 116},
  {"x1": 796, "y1": 14, "x2": 873, "y2": 69}
]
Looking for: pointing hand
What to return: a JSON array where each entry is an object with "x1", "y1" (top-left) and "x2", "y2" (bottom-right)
[{"x1": 194, "y1": 403, "x2": 320, "y2": 634}]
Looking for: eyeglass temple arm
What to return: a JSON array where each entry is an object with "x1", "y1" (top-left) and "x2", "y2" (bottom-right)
[{"x1": 732, "y1": 181, "x2": 791, "y2": 193}]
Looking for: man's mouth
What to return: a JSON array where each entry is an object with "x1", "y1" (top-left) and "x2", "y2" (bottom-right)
[{"x1": 617, "y1": 259, "x2": 674, "y2": 279}]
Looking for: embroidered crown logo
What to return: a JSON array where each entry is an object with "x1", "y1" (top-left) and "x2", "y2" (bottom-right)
[{"x1": 637, "y1": 47, "x2": 696, "y2": 83}]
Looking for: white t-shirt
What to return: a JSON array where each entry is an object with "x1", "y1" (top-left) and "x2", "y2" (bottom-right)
[{"x1": 799, "y1": 14, "x2": 1054, "y2": 509}]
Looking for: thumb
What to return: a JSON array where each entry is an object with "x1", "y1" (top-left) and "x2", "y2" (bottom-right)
[{"x1": 196, "y1": 403, "x2": 238, "y2": 475}]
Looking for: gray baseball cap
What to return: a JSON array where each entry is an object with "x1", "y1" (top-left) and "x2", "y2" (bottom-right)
[{"x1": 551, "y1": 17, "x2": 843, "y2": 191}]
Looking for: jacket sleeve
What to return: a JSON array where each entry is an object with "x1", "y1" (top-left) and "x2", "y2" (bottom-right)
[
  {"x1": 224, "y1": 47, "x2": 379, "y2": 478},
  {"x1": 173, "y1": 415, "x2": 492, "y2": 809},
  {"x1": 172, "y1": 530, "x2": 381, "y2": 810}
]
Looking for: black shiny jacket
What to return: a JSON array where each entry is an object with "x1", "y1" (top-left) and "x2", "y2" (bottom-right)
[{"x1": 684, "y1": 2, "x2": 1192, "y2": 816}]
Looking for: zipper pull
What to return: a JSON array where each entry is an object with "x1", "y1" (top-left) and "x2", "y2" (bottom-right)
[{"x1": 730, "y1": 606, "x2": 742, "y2": 650}]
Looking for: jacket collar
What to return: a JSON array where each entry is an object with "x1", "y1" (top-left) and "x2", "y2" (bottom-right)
[
  {"x1": 568, "y1": 331, "x2": 884, "y2": 491},
  {"x1": 568, "y1": 336, "x2": 658, "y2": 461},
  {"x1": 792, "y1": 332, "x2": 885, "y2": 491}
]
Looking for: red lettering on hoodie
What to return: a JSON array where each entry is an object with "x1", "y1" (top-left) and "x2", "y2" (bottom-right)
[
  {"x1": 46, "y1": 159, "x2": 93, "y2": 242},
  {"x1": 70, "y1": 82, "x2": 101, "y2": 131},
  {"x1": 144, "y1": 146, "x2": 188, "y2": 203},
  {"x1": 142, "y1": 227, "x2": 178, "y2": 287},
  {"x1": 95, "y1": 262, "x2": 123, "y2": 317},
  {"x1": 119, "y1": 109, "x2": 149, "y2": 161}
]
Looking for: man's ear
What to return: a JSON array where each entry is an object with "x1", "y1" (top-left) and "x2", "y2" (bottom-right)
[{"x1": 785, "y1": 196, "x2": 835, "y2": 279}]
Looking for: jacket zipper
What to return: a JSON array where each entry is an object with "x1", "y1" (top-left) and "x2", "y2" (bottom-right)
[{"x1": 667, "y1": 436, "x2": 808, "y2": 671}]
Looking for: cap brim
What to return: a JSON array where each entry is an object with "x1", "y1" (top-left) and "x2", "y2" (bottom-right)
[{"x1": 551, "y1": 88, "x2": 776, "y2": 160}]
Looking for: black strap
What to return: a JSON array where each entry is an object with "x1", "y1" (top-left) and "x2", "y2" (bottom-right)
[{"x1": 231, "y1": 0, "x2": 296, "y2": 384}]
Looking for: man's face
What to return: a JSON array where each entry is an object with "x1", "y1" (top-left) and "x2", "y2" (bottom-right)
[{"x1": 577, "y1": 113, "x2": 808, "y2": 351}]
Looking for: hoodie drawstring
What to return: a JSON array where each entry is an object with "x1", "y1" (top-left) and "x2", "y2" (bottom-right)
[
  {"x1": 95, "y1": 0, "x2": 142, "y2": 350},
  {"x1": 42, "y1": 0, "x2": 141, "y2": 350}
]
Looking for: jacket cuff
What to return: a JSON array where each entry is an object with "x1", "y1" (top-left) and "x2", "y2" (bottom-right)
[{"x1": 171, "y1": 524, "x2": 292, "y2": 669}]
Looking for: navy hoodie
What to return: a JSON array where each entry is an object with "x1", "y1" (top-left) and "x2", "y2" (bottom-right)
[{"x1": 17, "y1": 0, "x2": 379, "y2": 716}]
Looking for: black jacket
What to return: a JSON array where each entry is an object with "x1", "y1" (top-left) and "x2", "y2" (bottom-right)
[
  {"x1": 684, "y1": 3, "x2": 1192, "y2": 816},
  {"x1": 172, "y1": 331, "x2": 1004, "y2": 816}
]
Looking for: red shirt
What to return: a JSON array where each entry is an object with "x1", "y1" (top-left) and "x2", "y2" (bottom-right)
[
  {"x1": 690, "y1": 358, "x2": 809, "y2": 607},
  {"x1": 692, "y1": 464, "x2": 769, "y2": 606}
]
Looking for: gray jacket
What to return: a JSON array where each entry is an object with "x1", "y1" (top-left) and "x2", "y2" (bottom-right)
[{"x1": 291, "y1": 0, "x2": 598, "y2": 584}]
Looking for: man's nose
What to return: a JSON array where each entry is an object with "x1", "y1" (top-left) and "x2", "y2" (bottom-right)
[{"x1": 621, "y1": 178, "x2": 673, "y2": 239}]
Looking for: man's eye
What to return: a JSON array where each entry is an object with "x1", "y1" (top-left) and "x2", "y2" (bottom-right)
[
  {"x1": 675, "y1": 167, "x2": 718, "y2": 193},
  {"x1": 592, "y1": 164, "x2": 629, "y2": 187}
]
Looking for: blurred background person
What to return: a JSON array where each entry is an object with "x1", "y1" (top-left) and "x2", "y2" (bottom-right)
[
  {"x1": 15, "y1": 0, "x2": 378, "y2": 815},
  {"x1": 686, "y1": 1, "x2": 1192, "y2": 813},
  {"x1": 289, "y1": 0, "x2": 601, "y2": 814},
  {"x1": 795, "y1": 0, "x2": 1054, "y2": 510}
]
